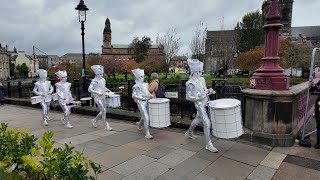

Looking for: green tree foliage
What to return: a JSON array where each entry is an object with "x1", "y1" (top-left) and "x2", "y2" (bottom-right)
[
  {"x1": 16, "y1": 63, "x2": 29, "y2": 78},
  {"x1": 235, "y1": 10, "x2": 265, "y2": 53},
  {"x1": 129, "y1": 36, "x2": 152, "y2": 63}
]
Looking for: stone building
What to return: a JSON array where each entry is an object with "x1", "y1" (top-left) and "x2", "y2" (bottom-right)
[
  {"x1": 204, "y1": 30, "x2": 237, "y2": 73},
  {"x1": 170, "y1": 56, "x2": 188, "y2": 73},
  {"x1": 37, "y1": 55, "x2": 61, "y2": 69},
  {"x1": 60, "y1": 53, "x2": 83, "y2": 64},
  {"x1": 10, "y1": 49, "x2": 38, "y2": 78},
  {"x1": 0, "y1": 44, "x2": 10, "y2": 81},
  {"x1": 101, "y1": 18, "x2": 165, "y2": 63}
]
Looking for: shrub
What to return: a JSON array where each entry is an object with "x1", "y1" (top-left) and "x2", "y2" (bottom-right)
[{"x1": 0, "y1": 123, "x2": 101, "y2": 179}]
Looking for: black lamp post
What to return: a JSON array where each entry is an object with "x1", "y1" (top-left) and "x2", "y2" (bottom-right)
[{"x1": 75, "y1": 0, "x2": 89, "y2": 96}]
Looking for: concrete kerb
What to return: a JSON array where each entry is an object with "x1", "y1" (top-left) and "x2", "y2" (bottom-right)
[{"x1": 4, "y1": 98, "x2": 192, "y2": 131}]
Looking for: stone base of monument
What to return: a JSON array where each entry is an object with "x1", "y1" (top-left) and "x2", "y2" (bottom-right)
[{"x1": 242, "y1": 81, "x2": 317, "y2": 147}]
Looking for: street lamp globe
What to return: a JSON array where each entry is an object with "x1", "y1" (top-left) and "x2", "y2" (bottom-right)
[{"x1": 75, "y1": 0, "x2": 89, "y2": 22}]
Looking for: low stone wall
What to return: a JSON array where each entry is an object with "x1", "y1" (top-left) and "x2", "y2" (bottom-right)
[
  {"x1": 242, "y1": 80, "x2": 317, "y2": 147},
  {"x1": 4, "y1": 98, "x2": 192, "y2": 130}
]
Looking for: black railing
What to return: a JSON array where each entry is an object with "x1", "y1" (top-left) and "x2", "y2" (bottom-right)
[{"x1": 2, "y1": 79, "x2": 244, "y2": 119}]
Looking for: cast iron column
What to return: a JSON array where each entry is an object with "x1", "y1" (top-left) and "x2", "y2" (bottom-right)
[{"x1": 250, "y1": 0, "x2": 289, "y2": 90}]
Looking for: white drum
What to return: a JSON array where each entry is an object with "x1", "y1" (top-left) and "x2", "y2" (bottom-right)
[
  {"x1": 52, "y1": 93, "x2": 58, "y2": 101},
  {"x1": 31, "y1": 96, "x2": 42, "y2": 105},
  {"x1": 208, "y1": 98, "x2": 243, "y2": 139},
  {"x1": 106, "y1": 94, "x2": 121, "y2": 108},
  {"x1": 148, "y1": 98, "x2": 171, "y2": 128}
]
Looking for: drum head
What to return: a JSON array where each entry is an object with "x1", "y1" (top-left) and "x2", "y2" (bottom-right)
[
  {"x1": 105, "y1": 92, "x2": 115, "y2": 96},
  {"x1": 148, "y1": 98, "x2": 170, "y2": 104},
  {"x1": 80, "y1": 97, "x2": 92, "y2": 101},
  {"x1": 109, "y1": 94, "x2": 120, "y2": 98},
  {"x1": 208, "y1": 98, "x2": 241, "y2": 109}
]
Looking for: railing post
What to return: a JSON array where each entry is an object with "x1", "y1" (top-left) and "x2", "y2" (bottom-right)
[
  {"x1": 180, "y1": 80, "x2": 186, "y2": 118},
  {"x1": 128, "y1": 80, "x2": 132, "y2": 111},
  {"x1": 74, "y1": 79, "x2": 80, "y2": 101},
  {"x1": 7, "y1": 82, "x2": 11, "y2": 98},
  {"x1": 18, "y1": 81, "x2": 22, "y2": 98}
]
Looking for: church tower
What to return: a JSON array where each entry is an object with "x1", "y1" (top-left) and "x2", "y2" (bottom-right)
[
  {"x1": 262, "y1": 0, "x2": 293, "y2": 36},
  {"x1": 103, "y1": 18, "x2": 112, "y2": 48}
]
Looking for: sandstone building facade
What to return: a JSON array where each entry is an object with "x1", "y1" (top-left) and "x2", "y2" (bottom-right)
[{"x1": 101, "y1": 18, "x2": 165, "y2": 63}]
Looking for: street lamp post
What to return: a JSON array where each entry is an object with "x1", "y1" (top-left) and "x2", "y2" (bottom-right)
[{"x1": 75, "y1": 0, "x2": 89, "y2": 96}]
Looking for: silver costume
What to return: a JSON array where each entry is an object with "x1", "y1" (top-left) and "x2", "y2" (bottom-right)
[
  {"x1": 88, "y1": 65, "x2": 113, "y2": 131},
  {"x1": 32, "y1": 69, "x2": 53, "y2": 126},
  {"x1": 55, "y1": 70, "x2": 73, "y2": 129},
  {"x1": 185, "y1": 59, "x2": 218, "y2": 153},
  {"x1": 132, "y1": 68, "x2": 153, "y2": 139}
]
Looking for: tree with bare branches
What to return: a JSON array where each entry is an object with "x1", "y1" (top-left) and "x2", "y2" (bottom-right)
[
  {"x1": 156, "y1": 28, "x2": 181, "y2": 75},
  {"x1": 190, "y1": 21, "x2": 207, "y2": 62}
]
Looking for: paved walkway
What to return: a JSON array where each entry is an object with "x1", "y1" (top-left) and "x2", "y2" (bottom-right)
[{"x1": 1, "y1": 104, "x2": 320, "y2": 180}]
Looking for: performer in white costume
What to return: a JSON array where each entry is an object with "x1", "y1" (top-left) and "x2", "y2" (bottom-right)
[
  {"x1": 55, "y1": 70, "x2": 74, "y2": 129},
  {"x1": 132, "y1": 68, "x2": 153, "y2": 139},
  {"x1": 32, "y1": 69, "x2": 53, "y2": 126},
  {"x1": 88, "y1": 65, "x2": 113, "y2": 131},
  {"x1": 184, "y1": 59, "x2": 218, "y2": 153}
]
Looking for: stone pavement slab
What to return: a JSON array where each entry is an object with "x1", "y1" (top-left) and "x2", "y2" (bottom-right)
[
  {"x1": 144, "y1": 145, "x2": 176, "y2": 159},
  {"x1": 156, "y1": 156, "x2": 211, "y2": 180},
  {"x1": 57, "y1": 133, "x2": 100, "y2": 146},
  {"x1": 79, "y1": 140, "x2": 115, "y2": 152},
  {"x1": 194, "y1": 139, "x2": 236, "y2": 162},
  {"x1": 289, "y1": 145, "x2": 320, "y2": 161},
  {"x1": 273, "y1": 162, "x2": 320, "y2": 180},
  {"x1": 95, "y1": 131, "x2": 144, "y2": 146},
  {"x1": 91, "y1": 144, "x2": 144, "y2": 168},
  {"x1": 272, "y1": 147, "x2": 291, "y2": 155},
  {"x1": 111, "y1": 155, "x2": 155, "y2": 176},
  {"x1": 126, "y1": 138, "x2": 161, "y2": 151},
  {"x1": 247, "y1": 165, "x2": 276, "y2": 180},
  {"x1": 157, "y1": 148, "x2": 196, "y2": 167},
  {"x1": 97, "y1": 170, "x2": 124, "y2": 180},
  {"x1": 122, "y1": 162, "x2": 171, "y2": 180},
  {"x1": 88, "y1": 129, "x2": 118, "y2": 137},
  {"x1": 260, "y1": 151, "x2": 286, "y2": 169},
  {"x1": 203, "y1": 157, "x2": 255, "y2": 180},
  {"x1": 223, "y1": 142, "x2": 270, "y2": 166},
  {"x1": 193, "y1": 173, "x2": 218, "y2": 180}
]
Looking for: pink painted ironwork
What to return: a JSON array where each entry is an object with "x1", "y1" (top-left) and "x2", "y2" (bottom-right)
[{"x1": 250, "y1": 0, "x2": 290, "y2": 90}]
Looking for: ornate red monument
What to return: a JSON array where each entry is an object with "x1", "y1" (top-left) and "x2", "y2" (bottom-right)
[{"x1": 250, "y1": 0, "x2": 290, "y2": 90}]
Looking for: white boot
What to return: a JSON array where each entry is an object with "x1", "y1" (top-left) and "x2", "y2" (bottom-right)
[
  {"x1": 104, "y1": 123, "x2": 113, "y2": 131},
  {"x1": 205, "y1": 141, "x2": 218, "y2": 153},
  {"x1": 145, "y1": 131, "x2": 153, "y2": 139},
  {"x1": 136, "y1": 122, "x2": 143, "y2": 131},
  {"x1": 46, "y1": 116, "x2": 51, "y2": 121},
  {"x1": 185, "y1": 131, "x2": 198, "y2": 139},
  {"x1": 61, "y1": 117, "x2": 66, "y2": 125},
  {"x1": 65, "y1": 122, "x2": 73, "y2": 129},
  {"x1": 91, "y1": 118, "x2": 98, "y2": 128},
  {"x1": 43, "y1": 120, "x2": 48, "y2": 126}
]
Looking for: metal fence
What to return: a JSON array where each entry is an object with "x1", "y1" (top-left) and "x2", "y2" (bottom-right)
[{"x1": 2, "y1": 79, "x2": 244, "y2": 119}]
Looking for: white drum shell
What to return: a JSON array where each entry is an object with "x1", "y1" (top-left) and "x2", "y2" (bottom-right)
[
  {"x1": 209, "y1": 98, "x2": 243, "y2": 139},
  {"x1": 31, "y1": 96, "x2": 42, "y2": 105},
  {"x1": 148, "y1": 98, "x2": 171, "y2": 128},
  {"x1": 52, "y1": 93, "x2": 58, "y2": 101},
  {"x1": 106, "y1": 95, "x2": 121, "y2": 108}
]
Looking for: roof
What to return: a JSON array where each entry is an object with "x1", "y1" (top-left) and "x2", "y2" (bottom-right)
[
  {"x1": 60, "y1": 53, "x2": 84, "y2": 60},
  {"x1": 111, "y1": 44, "x2": 161, "y2": 49},
  {"x1": 291, "y1": 26, "x2": 320, "y2": 38},
  {"x1": 206, "y1": 30, "x2": 235, "y2": 40}
]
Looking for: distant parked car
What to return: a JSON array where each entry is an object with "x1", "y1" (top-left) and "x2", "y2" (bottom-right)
[{"x1": 236, "y1": 70, "x2": 249, "y2": 77}]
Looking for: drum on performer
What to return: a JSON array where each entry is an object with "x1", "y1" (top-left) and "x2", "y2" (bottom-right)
[
  {"x1": 31, "y1": 96, "x2": 42, "y2": 105},
  {"x1": 208, "y1": 98, "x2": 243, "y2": 139},
  {"x1": 80, "y1": 97, "x2": 92, "y2": 101},
  {"x1": 148, "y1": 98, "x2": 171, "y2": 128},
  {"x1": 52, "y1": 93, "x2": 58, "y2": 101},
  {"x1": 106, "y1": 94, "x2": 121, "y2": 108}
]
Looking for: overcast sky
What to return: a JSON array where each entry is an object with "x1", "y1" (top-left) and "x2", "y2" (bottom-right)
[{"x1": 0, "y1": 0, "x2": 319, "y2": 56}]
